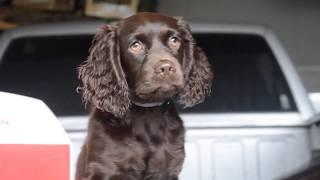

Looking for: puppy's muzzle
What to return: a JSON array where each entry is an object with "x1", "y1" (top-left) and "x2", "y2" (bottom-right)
[{"x1": 154, "y1": 60, "x2": 176, "y2": 78}]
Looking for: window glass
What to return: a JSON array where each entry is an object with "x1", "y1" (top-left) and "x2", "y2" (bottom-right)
[
  {"x1": 0, "y1": 33, "x2": 297, "y2": 116},
  {"x1": 0, "y1": 35, "x2": 92, "y2": 116},
  {"x1": 179, "y1": 33, "x2": 297, "y2": 113}
]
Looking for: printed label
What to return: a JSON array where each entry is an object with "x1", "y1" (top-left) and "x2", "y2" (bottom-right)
[{"x1": 0, "y1": 119, "x2": 9, "y2": 128}]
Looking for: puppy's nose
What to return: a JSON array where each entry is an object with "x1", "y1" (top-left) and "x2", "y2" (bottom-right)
[{"x1": 155, "y1": 60, "x2": 176, "y2": 76}]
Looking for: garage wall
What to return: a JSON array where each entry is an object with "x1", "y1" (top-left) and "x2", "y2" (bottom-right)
[{"x1": 158, "y1": 0, "x2": 320, "y2": 92}]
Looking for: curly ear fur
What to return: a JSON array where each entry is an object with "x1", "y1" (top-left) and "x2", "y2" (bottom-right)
[
  {"x1": 176, "y1": 17, "x2": 213, "y2": 108},
  {"x1": 78, "y1": 25, "x2": 130, "y2": 118}
]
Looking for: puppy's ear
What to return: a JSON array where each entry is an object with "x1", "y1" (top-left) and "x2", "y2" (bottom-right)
[
  {"x1": 78, "y1": 24, "x2": 130, "y2": 118},
  {"x1": 176, "y1": 18, "x2": 213, "y2": 108}
]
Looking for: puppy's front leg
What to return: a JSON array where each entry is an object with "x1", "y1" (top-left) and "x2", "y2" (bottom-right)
[
  {"x1": 84, "y1": 162, "x2": 144, "y2": 180},
  {"x1": 169, "y1": 176, "x2": 179, "y2": 180},
  {"x1": 143, "y1": 175, "x2": 178, "y2": 180},
  {"x1": 81, "y1": 162, "x2": 110, "y2": 180}
]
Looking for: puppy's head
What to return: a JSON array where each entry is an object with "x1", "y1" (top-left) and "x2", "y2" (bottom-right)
[{"x1": 78, "y1": 12, "x2": 213, "y2": 118}]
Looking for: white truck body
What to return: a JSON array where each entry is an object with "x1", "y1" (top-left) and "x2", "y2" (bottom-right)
[{"x1": 0, "y1": 21, "x2": 319, "y2": 180}]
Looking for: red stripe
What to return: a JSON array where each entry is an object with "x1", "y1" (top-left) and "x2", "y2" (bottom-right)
[{"x1": 0, "y1": 144, "x2": 70, "y2": 180}]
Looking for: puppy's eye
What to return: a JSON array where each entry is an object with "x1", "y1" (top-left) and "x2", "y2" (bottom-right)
[
  {"x1": 129, "y1": 41, "x2": 144, "y2": 53},
  {"x1": 169, "y1": 36, "x2": 178, "y2": 43},
  {"x1": 168, "y1": 36, "x2": 181, "y2": 49}
]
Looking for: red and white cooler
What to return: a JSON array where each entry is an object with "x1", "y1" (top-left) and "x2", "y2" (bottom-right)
[{"x1": 0, "y1": 92, "x2": 71, "y2": 180}]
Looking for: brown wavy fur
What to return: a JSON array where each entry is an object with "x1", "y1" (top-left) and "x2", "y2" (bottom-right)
[
  {"x1": 175, "y1": 17, "x2": 213, "y2": 107},
  {"x1": 78, "y1": 25, "x2": 130, "y2": 118}
]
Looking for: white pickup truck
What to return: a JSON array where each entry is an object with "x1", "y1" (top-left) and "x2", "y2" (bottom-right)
[{"x1": 0, "y1": 21, "x2": 319, "y2": 180}]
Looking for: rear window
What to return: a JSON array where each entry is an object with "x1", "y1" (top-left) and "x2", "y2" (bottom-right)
[
  {"x1": 0, "y1": 35, "x2": 92, "y2": 116},
  {"x1": 181, "y1": 33, "x2": 297, "y2": 113},
  {"x1": 0, "y1": 33, "x2": 297, "y2": 116}
]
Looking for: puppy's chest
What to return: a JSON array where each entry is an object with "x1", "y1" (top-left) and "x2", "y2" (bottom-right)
[
  {"x1": 131, "y1": 114, "x2": 169, "y2": 151},
  {"x1": 122, "y1": 115, "x2": 176, "y2": 175},
  {"x1": 102, "y1": 108, "x2": 184, "y2": 175}
]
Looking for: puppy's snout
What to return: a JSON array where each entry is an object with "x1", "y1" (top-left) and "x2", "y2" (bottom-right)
[{"x1": 155, "y1": 60, "x2": 176, "y2": 76}]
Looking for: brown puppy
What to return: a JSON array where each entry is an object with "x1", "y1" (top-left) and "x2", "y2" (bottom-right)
[{"x1": 76, "y1": 12, "x2": 213, "y2": 180}]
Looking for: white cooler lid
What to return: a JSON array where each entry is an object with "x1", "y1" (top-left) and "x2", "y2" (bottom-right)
[{"x1": 0, "y1": 91, "x2": 70, "y2": 145}]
